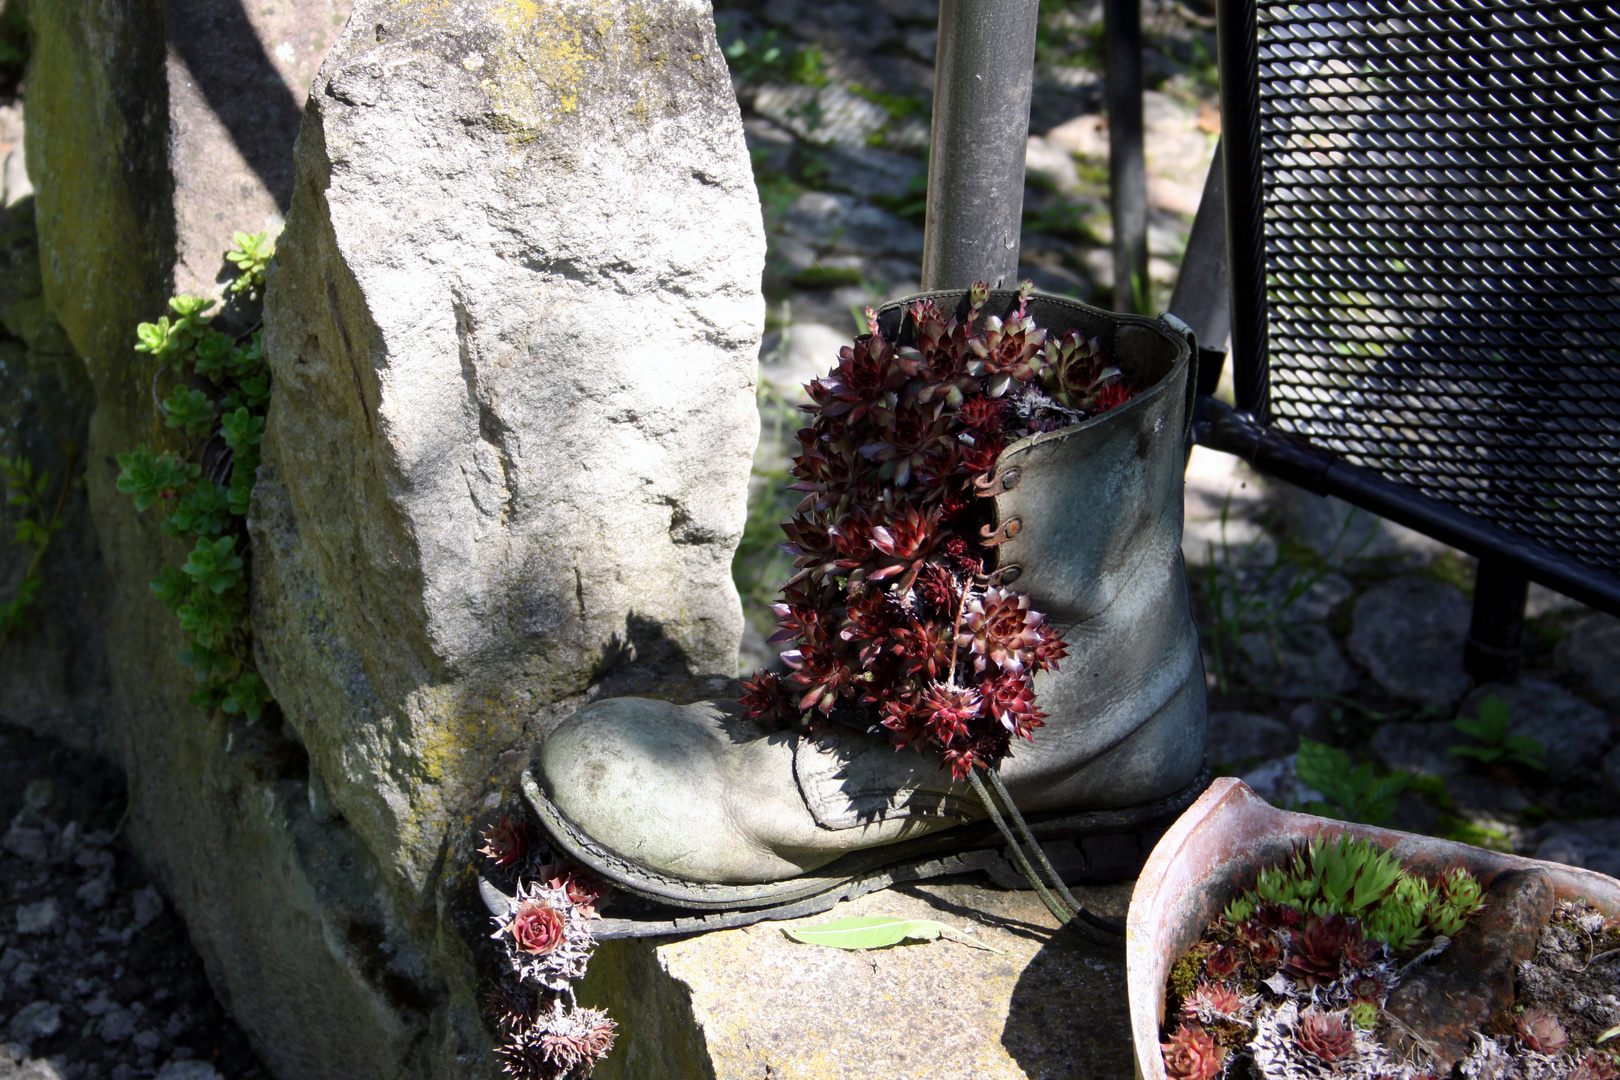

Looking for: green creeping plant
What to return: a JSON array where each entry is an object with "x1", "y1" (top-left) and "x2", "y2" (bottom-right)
[
  {"x1": 115, "y1": 229, "x2": 280, "y2": 718},
  {"x1": 1294, "y1": 737, "x2": 1411, "y2": 827},
  {"x1": 0, "y1": 450, "x2": 73, "y2": 645}
]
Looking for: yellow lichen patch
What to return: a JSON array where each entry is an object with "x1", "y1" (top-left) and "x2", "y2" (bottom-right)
[{"x1": 374, "y1": 0, "x2": 671, "y2": 142}]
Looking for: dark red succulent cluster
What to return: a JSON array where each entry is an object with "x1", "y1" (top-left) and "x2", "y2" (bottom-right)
[
  {"x1": 1282, "y1": 913, "x2": 1369, "y2": 987},
  {"x1": 739, "y1": 283, "x2": 1134, "y2": 778},
  {"x1": 479, "y1": 814, "x2": 530, "y2": 867}
]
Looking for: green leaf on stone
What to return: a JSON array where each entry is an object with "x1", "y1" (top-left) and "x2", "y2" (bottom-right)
[{"x1": 782, "y1": 916, "x2": 1001, "y2": 953}]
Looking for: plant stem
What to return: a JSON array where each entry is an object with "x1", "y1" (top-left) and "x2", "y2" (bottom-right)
[
  {"x1": 946, "y1": 577, "x2": 970, "y2": 686},
  {"x1": 968, "y1": 767, "x2": 1071, "y2": 927}
]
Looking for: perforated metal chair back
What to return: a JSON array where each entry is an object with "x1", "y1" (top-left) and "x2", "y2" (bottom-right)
[{"x1": 1209, "y1": 0, "x2": 1620, "y2": 613}]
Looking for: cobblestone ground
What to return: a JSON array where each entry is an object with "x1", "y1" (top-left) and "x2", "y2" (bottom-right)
[
  {"x1": 723, "y1": 0, "x2": 1620, "y2": 875},
  {"x1": 0, "y1": 724, "x2": 270, "y2": 1080}
]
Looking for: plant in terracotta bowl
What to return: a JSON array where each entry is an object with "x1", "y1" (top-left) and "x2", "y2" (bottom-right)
[{"x1": 1128, "y1": 778, "x2": 1620, "y2": 1080}]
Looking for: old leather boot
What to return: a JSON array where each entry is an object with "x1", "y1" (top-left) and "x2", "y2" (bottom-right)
[{"x1": 526, "y1": 293, "x2": 1207, "y2": 920}]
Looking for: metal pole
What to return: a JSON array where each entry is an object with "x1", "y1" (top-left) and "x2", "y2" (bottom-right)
[
  {"x1": 1104, "y1": 0, "x2": 1148, "y2": 314},
  {"x1": 921, "y1": 0, "x2": 1041, "y2": 292},
  {"x1": 1217, "y1": 0, "x2": 1270, "y2": 420},
  {"x1": 1465, "y1": 557, "x2": 1530, "y2": 683}
]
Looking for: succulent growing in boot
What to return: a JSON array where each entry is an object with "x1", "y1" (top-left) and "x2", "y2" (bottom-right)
[
  {"x1": 740, "y1": 284, "x2": 1108, "y2": 777},
  {"x1": 528, "y1": 287, "x2": 1204, "y2": 916}
]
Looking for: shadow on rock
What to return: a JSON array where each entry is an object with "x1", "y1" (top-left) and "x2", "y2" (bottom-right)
[{"x1": 1003, "y1": 926, "x2": 1136, "y2": 1080}]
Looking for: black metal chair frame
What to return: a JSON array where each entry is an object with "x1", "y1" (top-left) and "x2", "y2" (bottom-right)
[
  {"x1": 1168, "y1": 0, "x2": 1620, "y2": 676},
  {"x1": 920, "y1": 0, "x2": 1616, "y2": 678}
]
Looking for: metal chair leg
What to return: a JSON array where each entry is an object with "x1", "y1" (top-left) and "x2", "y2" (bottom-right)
[{"x1": 1464, "y1": 556, "x2": 1530, "y2": 684}]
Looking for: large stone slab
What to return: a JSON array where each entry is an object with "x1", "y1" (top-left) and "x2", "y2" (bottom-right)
[
  {"x1": 255, "y1": 0, "x2": 765, "y2": 895},
  {"x1": 1557, "y1": 613, "x2": 1620, "y2": 712},
  {"x1": 579, "y1": 880, "x2": 1138, "y2": 1080}
]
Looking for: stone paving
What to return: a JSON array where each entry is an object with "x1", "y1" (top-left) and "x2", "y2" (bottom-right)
[{"x1": 0, "y1": 724, "x2": 268, "y2": 1080}]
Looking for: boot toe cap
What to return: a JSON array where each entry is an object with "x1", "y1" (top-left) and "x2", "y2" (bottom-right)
[{"x1": 534, "y1": 697, "x2": 809, "y2": 884}]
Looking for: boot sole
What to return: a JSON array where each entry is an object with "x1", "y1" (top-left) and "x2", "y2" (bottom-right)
[{"x1": 503, "y1": 764, "x2": 1210, "y2": 939}]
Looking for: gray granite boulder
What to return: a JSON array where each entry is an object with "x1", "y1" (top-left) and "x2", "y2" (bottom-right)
[
  {"x1": 1346, "y1": 575, "x2": 1472, "y2": 708},
  {"x1": 1557, "y1": 613, "x2": 1620, "y2": 712},
  {"x1": 24, "y1": 0, "x2": 762, "y2": 1077}
]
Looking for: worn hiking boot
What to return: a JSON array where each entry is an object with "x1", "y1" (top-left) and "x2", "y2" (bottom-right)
[{"x1": 524, "y1": 293, "x2": 1208, "y2": 929}]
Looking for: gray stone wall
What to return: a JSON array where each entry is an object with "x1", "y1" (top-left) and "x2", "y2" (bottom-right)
[{"x1": 19, "y1": 0, "x2": 763, "y2": 1076}]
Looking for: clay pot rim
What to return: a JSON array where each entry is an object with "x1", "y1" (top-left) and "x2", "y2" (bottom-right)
[{"x1": 1125, "y1": 776, "x2": 1620, "y2": 1080}]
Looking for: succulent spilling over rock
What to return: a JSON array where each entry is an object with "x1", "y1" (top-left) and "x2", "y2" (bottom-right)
[
  {"x1": 492, "y1": 997, "x2": 618, "y2": 1080},
  {"x1": 1162, "y1": 836, "x2": 1537, "y2": 1080},
  {"x1": 477, "y1": 811, "x2": 616, "y2": 1078},
  {"x1": 741, "y1": 282, "x2": 1139, "y2": 776}
]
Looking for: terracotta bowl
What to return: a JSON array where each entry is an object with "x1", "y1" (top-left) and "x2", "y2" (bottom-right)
[{"x1": 1126, "y1": 777, "x2": 1620, "y2": 1080}]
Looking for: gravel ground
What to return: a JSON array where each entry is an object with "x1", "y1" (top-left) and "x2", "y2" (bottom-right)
[{"x1": 0, "y1": 722, "x2": 268, "y2": 1080}]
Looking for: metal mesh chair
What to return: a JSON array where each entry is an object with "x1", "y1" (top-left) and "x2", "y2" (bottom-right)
[{"x1": 1180, "y1": 0, "x2": 1620, "y2": 665}]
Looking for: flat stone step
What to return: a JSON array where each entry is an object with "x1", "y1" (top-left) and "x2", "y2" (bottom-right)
[{"x1": 578, "y1": 879, "x2": 1137, "y2": 1080}]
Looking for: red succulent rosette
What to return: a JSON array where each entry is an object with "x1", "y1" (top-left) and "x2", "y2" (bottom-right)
[
  {"x1": 1162, "y1": 1023, "x2": 1227, "y2": 1080},
  {"x1": 478, "y1": 814, "x2": 529, "y2": 867},
  {"x1": 739, "y1": 281, "x2": 1134, "y2": 773},
  {"x1": 508, "y1": 899, "x2": 565, "y2": 956},
  {"x1": 1295, "y1": 1007, "x2": 1356, "y2": 1062},
  {"x1": 1281, "y1": 913, "x2": 1359, "y2": 987}
]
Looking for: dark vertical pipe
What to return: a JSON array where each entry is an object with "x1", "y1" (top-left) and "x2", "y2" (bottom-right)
[
  {"x1": 921, "y1": 0, "x2": 1042, "y2": 292},
  {"x1": 1217, "y1": 0, "x2": 1270, "y2": 421},
  {"x1": 1465, "y1": 557, "x2": 1530, "y2": 683},
  {"x1": 1104, "y1": 0, "x2": 1149, "y2": 314}
]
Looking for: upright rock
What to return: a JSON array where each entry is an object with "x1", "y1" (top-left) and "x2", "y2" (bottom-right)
[
  {"x1": 255, "y1": 0, "x2": 764, "y2": 892},
  {"x1": 24, "y1": 0, "x2": 762, "y2": 1073}
]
